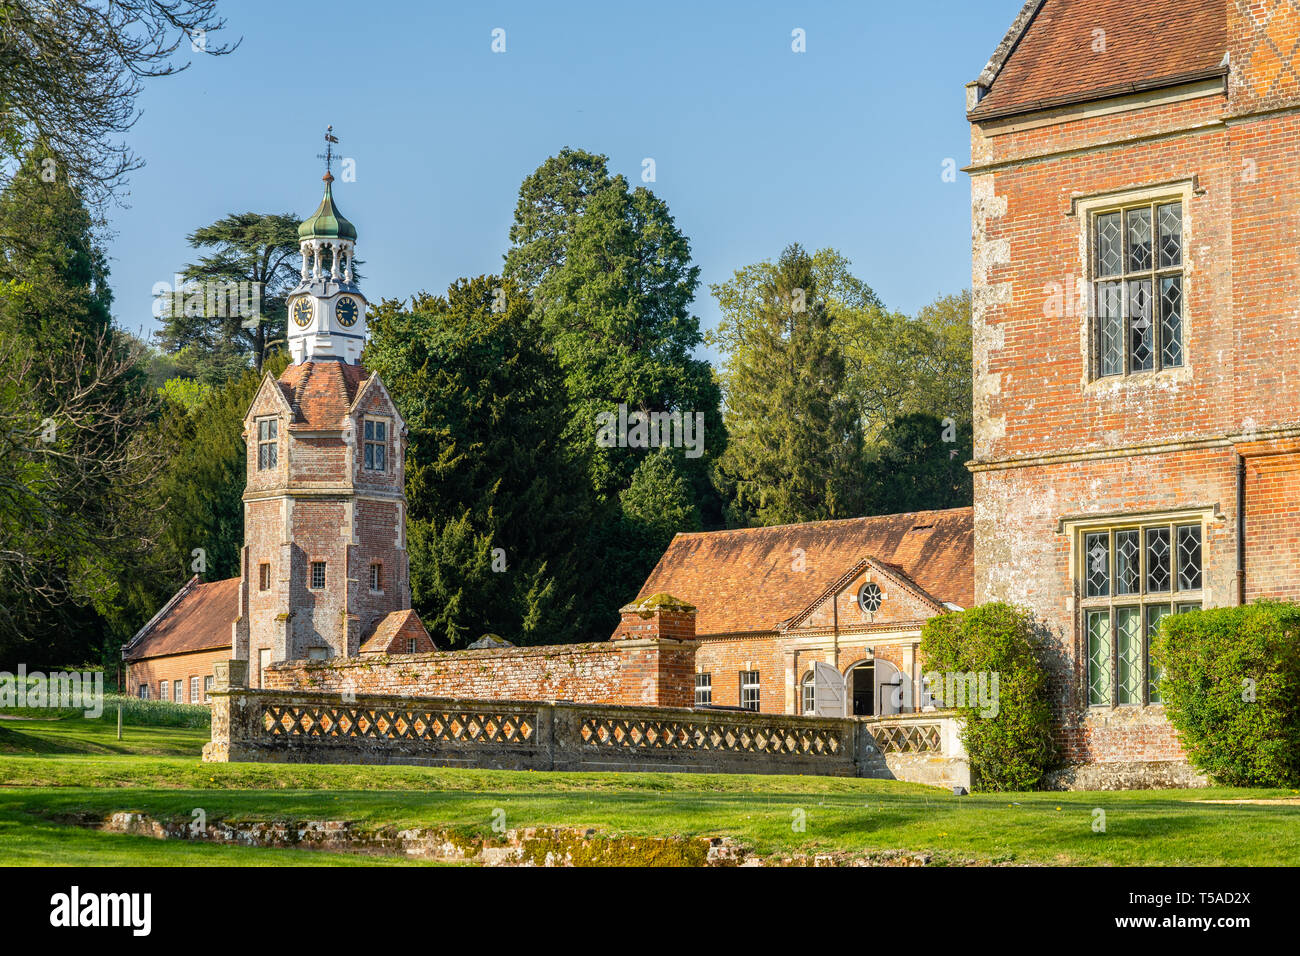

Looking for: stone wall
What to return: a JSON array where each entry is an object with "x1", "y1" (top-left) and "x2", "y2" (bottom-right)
[{"x1": 203, "y1": 668, "x2": 970, "y2": 789}]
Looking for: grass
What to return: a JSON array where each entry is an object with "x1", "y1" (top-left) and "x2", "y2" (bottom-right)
[{"x1": 1, "y1": 712, "x2": 1298, "y2": 866}]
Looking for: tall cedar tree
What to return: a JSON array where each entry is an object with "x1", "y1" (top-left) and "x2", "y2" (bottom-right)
[
  {"x1": 157, "y1": 212, "x2": 302, "y2": 381},
  {"x1": 0, "y1": 148, "x2": 156, "y2": 665},
  {"x1": 715, "y1": 243, "x2": 865, "y2": 526},
  {"x1": 364, "y1": 277, "x2": 589, "y2": 647}
]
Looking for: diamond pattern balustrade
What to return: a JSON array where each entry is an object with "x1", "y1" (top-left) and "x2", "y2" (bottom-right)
[
  {"x1": 261, "y1": 704, "x2": 533, "y2": 744},
  {"x1": 580, "y1": 717, "x2": 842, "y2": 756},
  {"x1": 868, "y1": 722, "x2": 942, "y2": 755}
]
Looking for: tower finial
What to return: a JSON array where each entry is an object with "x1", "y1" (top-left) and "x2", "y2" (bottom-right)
[{"x1": 316, "y1": 125, "x2": 339, "y2": 180}]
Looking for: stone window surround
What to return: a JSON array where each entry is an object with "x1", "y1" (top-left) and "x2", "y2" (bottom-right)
[
  {"x1": 1063, "y1": 506, "x2": 1216, "y2": 710},
  {"x1": 1071, "y1": 180, "x2": 1197, "y2": 393}
]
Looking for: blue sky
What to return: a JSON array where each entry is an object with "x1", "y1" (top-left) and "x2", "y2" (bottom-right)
[{"x1": 107, "y1": 0, "x2": 1025, "y2": 358}]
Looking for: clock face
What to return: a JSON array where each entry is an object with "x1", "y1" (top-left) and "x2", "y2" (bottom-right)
[
  {"x1": 335, "y1": 296, "x2": 359, "y2": 327},
  {"x1": 291, "y1": 297, "x2": 314, "y2": 328}
]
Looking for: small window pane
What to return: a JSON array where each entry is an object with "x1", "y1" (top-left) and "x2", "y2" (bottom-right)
[
  {"x1": 740, "y1": 671, "x2": 760, "y2": 712},
  {"x1": 801, "y1": 674, "x2": 816, "y2": 714},
  {"x1": 1145, "y1": 527, "x2": 1171, "y2": 592},
  {"x1": 1176, "y1": 524, "x2": 1202, "y2": 591},
  {"x1": 1116, "y1": 607, "x2": 1142, "y2": 705},
  {"x1": 364, "y1": 443, "x2": 374, "y2": 470},
  {"x1": 1097, "y1": 281, "x2": 1124, "y2": 376},
  {"x1": 1145, "y1": 604, "x2": 1171, "y2": 704},
  {"x1": 1097, "y1": 212, "x2": 1123, "y2": 276},
  {"x1": 311, "y1": 561, "x2": 326, "y2": 590},
  {"x1": 374, "y1": 444, "x2": 386, "y2": 470},
  {"x1": 1115, "y1": 530, "x2": 1140, "y2": 595},
  {"x1": 1085, "y1": 532, "x2": 1110, "y2": 597},
  {"x1": 1087, "y1": 610, "x2": 1112, "y2": 706},
  {"x1": 1157, "y1": 202, "x2": 1182, "y2": 268},
  {"x1": 1160, "y1": 276, "x2": 1183, "y2": 368},
  {"x1": 375, "y1": 421, "x2": 386, "y2": 441},
  {"x1": 1126, "y1": 207, "x2": 1152, "y2": 272},
  {"x1": 364, "y1": 420, "x2": 374, "y2": 440},
  {"x1": 1128, "y1": 279, "x2": 1154, "y2": 371},
  {"x1": 694, "y1": 673, "x2": 712, "y2": 707}
]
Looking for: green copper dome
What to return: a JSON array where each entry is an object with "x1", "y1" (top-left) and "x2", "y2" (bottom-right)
[{"x1": 298, "y1": 174, "x2": 357, "y2": 241}]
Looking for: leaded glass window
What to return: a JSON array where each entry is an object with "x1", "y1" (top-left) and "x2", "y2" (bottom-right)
[
  {"x1": 1085, "y1": 532, "x2": 1110, "y2": 597},
  {"x1": 364, "y1": 418, "x2": 387, "y2": 472},
  {"x1": 1145, "y1": 527, "x2": 1171, "y2": 592},
  {"x1": 1087, "y1": 610, "x2": 1112, "y2": 707},
  {"x1": 1077, "y1": 518, "x2": 1205, "y2": 708},
  {"x1": 1145, "y1": 604, "x2": 1170, "y2": 704},
  {"x1": 257, "y1": 417, "x2": 278, "y2": 470},
  {"x1": 1093, "y1": 200, "x2": 1184, "y2": 377},
  {"x1": 1116, "y1": 607, "x2": 1143, "y2": 705}
]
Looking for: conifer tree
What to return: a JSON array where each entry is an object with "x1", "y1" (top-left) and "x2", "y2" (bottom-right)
[{"x1": 714, "y1": 243, "x2": 865, "y2": 526}]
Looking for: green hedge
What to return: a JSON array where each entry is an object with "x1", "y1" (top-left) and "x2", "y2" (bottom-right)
[
  {"x1": 920, "y1": 602, "x2": 1057, "y2": 791},
  {"x1": 1151, "y1": 601, "x2": 1300, "y2": 787}
]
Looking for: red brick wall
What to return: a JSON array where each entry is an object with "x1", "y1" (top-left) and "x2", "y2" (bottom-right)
[
  {"x1": 127, "y1": 648, "x2": 230, "y2": 704},
  {"x1": 263, "y1": 639, "x2": 694, "y2": 708},
  {"x1": 969, "y1": 10, "x2": 1300, "y2": 770}
]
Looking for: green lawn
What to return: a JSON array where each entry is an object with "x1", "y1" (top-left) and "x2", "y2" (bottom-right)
[{"x1": 1, "y1": 713, "x2": 1297, "y2": 866}]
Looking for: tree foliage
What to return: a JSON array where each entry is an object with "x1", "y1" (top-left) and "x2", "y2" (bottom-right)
[
  {"x1": 713, "y1": 243, "x2": 864, "y2": 526},
  {"x1": 364, "y1": 276, "x2": 590, "y2": 647},
  {"x1": 0, "y1": 146, "x2": 160, "y2": 665},
  {"x1": 0, "y1": 0, "x2": 235, "y2": 205}
]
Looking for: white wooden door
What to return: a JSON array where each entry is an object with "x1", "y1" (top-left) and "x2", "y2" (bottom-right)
[{"x1": 812, "y1": 661, "x2": 846, "y2": 717}]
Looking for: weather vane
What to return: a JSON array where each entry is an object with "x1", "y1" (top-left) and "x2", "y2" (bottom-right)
[{"x1": 316, "y1": 125, "x2": 339, "y2": 176}]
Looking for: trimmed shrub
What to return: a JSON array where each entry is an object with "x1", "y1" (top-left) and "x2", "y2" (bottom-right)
[
  {"x1": 1151, "y1": 601, "x2": 1300, "y2": 787},
  {"x1": 920, "y1": 602, "x2": 1057, "y2": 791}
]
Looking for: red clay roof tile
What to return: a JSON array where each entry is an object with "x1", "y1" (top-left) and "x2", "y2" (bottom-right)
[
  {"x1": 970, "y1": 0, "x2": 1227, "y2": 120},
  {"x1": 635, "y1": 507, "x2": 974, "y2": 637},
  {"x1": 277, "y1": 359, "x2": 368, "y2": 429},
  {"x1": 123, "y1": 576, "x2": 236, "y2": 661}
]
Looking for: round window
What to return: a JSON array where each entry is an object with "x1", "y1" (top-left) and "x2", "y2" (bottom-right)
[{"x1": 858, "y1": 582, "x2": 883, "y2": 613}]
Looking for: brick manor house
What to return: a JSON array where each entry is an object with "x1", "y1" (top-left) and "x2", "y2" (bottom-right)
[{"x1": 128, "y1": 0, "x2": 1300, "y2": 787}]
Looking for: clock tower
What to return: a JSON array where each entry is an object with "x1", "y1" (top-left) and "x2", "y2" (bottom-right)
[{"x1": 287, "y1": 169, "x2": 366, "y2": 364}]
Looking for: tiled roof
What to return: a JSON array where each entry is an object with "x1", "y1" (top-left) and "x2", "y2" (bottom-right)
[
  {"x1": 969, "y1": 0, "x2": 1227, "y2": 120},
  {"x1": 277, "y1": 359, "x2": 368, "y2": 429},
  {"x1": 635, "y1": 507, "x2": 974, "y2": 637},
  {"x1": 359, "y1": 609, "x2": 436, "y2": 654},
  {"x1": 122, "y1": 576, "x2": 236, "y2": 661}
]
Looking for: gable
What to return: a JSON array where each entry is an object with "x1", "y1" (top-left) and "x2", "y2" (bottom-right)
[
  {"x1": 636, "y1": 508, "x2": 973, "y2": 637},
  {"x1": 789, "y1": 559, "x2": 946, "y2": 632},
  {"x1": 970, "y1": 0, "x2": 1227, "y2": 121}
]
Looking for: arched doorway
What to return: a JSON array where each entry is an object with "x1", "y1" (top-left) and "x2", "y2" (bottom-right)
[{"x1": 846, "y1": 660, "x2": 875, "y2": 716}]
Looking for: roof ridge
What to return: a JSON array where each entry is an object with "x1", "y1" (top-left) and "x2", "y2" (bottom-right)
[{"x1": 671, "y1": 506, "x2": 973, "y2": 538}]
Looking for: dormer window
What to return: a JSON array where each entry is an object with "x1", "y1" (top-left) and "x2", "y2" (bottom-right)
[
  {"x1": 1092, "y1": 200, "x2": 1184, "y2": 378},
  {"x1": 363, "y1": 418, "x2": 387, "y2": 471},
  {"x1": 257, "y1": 417, "x2": 278, "y2": 470}
]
